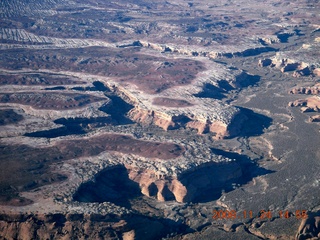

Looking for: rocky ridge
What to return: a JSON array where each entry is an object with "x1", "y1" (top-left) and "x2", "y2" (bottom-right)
[
  {"x1": 118, "y1": 39, "x2": 277, "y2": 59},
  {"x1": 289, "y1": 83, "x2": 320, "y2": 95}
]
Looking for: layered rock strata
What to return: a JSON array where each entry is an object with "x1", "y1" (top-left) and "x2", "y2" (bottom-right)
[{"x1": 127, "y1": 104, "x2": 243, "y2": 139}]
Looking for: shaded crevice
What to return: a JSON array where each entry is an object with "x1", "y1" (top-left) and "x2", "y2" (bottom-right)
[
  {"x1": 99, "y1": 93, "x2": 134, "y2": 125},
  {"x1": 233, "y1": 47, "x2": 278, "y2": 57},
  {"x1": 217, "y1": 80, "x2": 234, "y2": 91},
  {"x1": 0, "y1": 109, "x2": 23, "y2": 125},
  {"x1": 178, "y1": 152, "x2": 273, "y2": 203},
  {"x1": 194, "y1": 73, "x2": 259, "y2": 101},
  {"x1": 296, "y1": 210, "x2": 320, "y2": 240},
  {"x1": 244, "y1": 224, "x2": 265, "y2": 240},
  {"x1": 276, "y1": 32, "x2": 294, "y2": 43},
  {"x1": 234, "y1": 107, "x2": 273, "y2": 138},
  {"x1": 24, "y1": 117, "x2": 113, "y2": 138},
  {"x1": 44, "y1": 86, "x2": 66, "y2": 90},
  {"x1": 170, "y1": 115, "x2": 192, "y2": 129},
  {"x1": 71, "y1": 81, "x2": 111, "y2": 92},
  {"x1": 222, "y1": 106, "x2": 272, "y2": 140},
  {"x1": 25, "y1": 90, "x2": 134, "y2": 138},
  {"x1": 194, "y1": 83, "x2": 227, "y2": 100},
  {"x1": 234, "y1": 72, "x2": 260, "y2": 88},
  {"x1": 209, "y1": 148, "x2": 274, "y2": 184},
  {"x1": 117, "y1": 40, "x2": 143, "y2": 48}
]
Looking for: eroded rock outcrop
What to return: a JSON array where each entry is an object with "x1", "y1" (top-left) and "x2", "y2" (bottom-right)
[
  {"x1": 128, "y1": 167, "x2": 186, "y2": 202},
  {"x1": 75, "y1": 161, "x2": 243, "y2": 204},
  {"x1": 289, "y1": 96, "x2": 320, "y2": 112},
  {"x1": 0, "y1": 213, "x2": 167, "y2": 240},
  {"x1": 289, "y1": 83, "x2": 320, "y2": 95},
  {"x1": 313, "y1": 68, "x2": 320, "y2": 77},
  {"x1": 128, "y1": 106, "x2": 244, "y2": 139},
  {"x1": 296, "y1": 211, "x2": 320, "y2": 240},
  {"x1": 309, "y1": 115, "x2": 320, "y2": 122},
  {"x1": 259, "y1": 43, "x2": 320, "y2": 77},
  {"x1": 259, "y1": 57, "x2": 315, "y2": 77}
]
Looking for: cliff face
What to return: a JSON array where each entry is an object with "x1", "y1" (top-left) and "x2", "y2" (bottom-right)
[
  {"x1": 128, "y1": 106, "x2": 228, "y2": 136},
  {"x1": 128, "y1": 167, "x2": 187, "y2": 202},
  {"x1": 127, "y1": 161, "x2": 243, "y2": 203},
  {"x1": 128, "y1": 107, "x2": 176, "y2": 131},
  {"x1": 186, "y1": 120, "x2": 229, "y2": 138},
  {"x1": 128, "y1": 107, "x2": 245, "y2": 139},
  {"x1": 71, "y1": 160, "x2": 243, "y2": 205}
]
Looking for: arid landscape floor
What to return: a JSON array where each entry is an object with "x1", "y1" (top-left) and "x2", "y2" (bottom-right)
[{"x1": 0, "y1": 0, "x2": 319, "y2": 239}]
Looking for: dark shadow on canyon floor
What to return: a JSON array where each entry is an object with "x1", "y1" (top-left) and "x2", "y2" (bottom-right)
[
  {"x1": 184, "y1": 149, "x2": 274, "y2": 203},
  {"x1": 234, "y1": 72, "x2": 260, "y2": 88},
  {"x1": 233, "y1": 107, "x2": 273, "y2": 138},
  {"x1": 73, "y1": 165, "x2": 142, "y2": 208},
  {"x1": 99, "y1": 92, "x2": 134, "y2": 125},
  {"x1": 296, "y1": 210, "x2": 320, "y2": 240},
  {"x1": 24, "y1": 117, "x2": 112, "y2": 138},
  {"x1": 72, "y1": 81, "x2": 111, "y2": 92},
  {"x1": 0, "y1": 109, "x2": 23, "y2": 125},
  {"x1": 234, "y1": 47, "x2": 278, "y2": 57},
  {"x1": 194, "y1": 83, "x2": 228, "y2": 100}
]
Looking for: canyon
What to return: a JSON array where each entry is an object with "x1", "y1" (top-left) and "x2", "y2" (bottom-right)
[{"x1": 0, "y1": 0, "x2": 320, "y2": 239}]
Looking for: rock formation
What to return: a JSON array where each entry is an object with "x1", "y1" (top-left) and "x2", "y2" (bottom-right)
[
  {"x1": 296, "y1": 211, "x2": 320, "y2": 240},
  {"x1": 289, "y1": 96, "x2": 320, "y2": 113},
  {"x1": 259, "y1": 41, "x2": 320, "y2": 77},
  {"x1": 127, "y1": 104, "x2": 246, "y2": 139},
  {"x1": 127, "y1": 161, "x2": 242, "y2": 203},
  {"x1": 309, "y1": 115, "x2": 320, "y2": 123},
  {"x1": 0, "y1": 213, "x2": 167, "y2": 240},
  {"x1": 289, "y1": 83, "x2": 320, "y2": 95}
]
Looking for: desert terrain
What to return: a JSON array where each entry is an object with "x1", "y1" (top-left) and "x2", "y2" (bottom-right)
[{"x1": 0, "y1": 0, "x2": 320, "y2": 239}]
